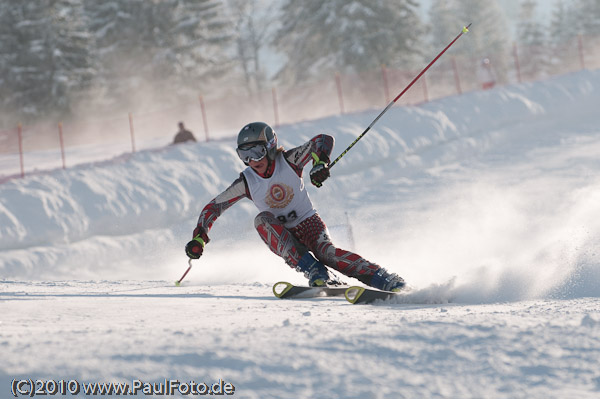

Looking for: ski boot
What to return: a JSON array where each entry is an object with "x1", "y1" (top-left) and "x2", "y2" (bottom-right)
[
  {"x1": 296, "y1": 252, "x2": 336, "y2": 287},
  {"x1": 368, "y1": 268, "x2": 406, "y2": 292}
]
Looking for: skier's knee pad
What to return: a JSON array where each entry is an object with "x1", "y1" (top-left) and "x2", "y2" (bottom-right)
[
  {"x1": 254, "y1": 211, "x2": 279, "y2": 230},
  {"x1": 254, "y1": 211, "x2": 306, "y2": 265}
]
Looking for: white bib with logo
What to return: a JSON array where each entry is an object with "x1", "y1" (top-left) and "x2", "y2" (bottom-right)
[{"x1": 243, "y1": 152, "x2": 316, "y2": 228}]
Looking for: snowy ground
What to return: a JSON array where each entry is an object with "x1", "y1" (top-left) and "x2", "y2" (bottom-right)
[{"x1": 2, "y1": 70, "x2": 600, "y2": 398}]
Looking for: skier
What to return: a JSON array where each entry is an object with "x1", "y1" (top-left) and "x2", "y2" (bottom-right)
[
  {"x1": 185, "y1": 122, "x2": 405, "y2": 291},
  {"x1": 477, "y1": 58, "x2": 496, "y2": 90}
]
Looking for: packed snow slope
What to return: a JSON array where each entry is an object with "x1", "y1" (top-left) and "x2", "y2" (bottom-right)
[
  {"x1": 2, "y1": 70, "x2": 600, "y2": 398},
  {"x1": 1, "y1": 70, "x2": 600, "y2": 300}
]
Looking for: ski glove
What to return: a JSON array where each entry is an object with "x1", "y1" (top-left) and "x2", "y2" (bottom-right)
[
  {"x1": 310, "y1": 152, "x2": 330, "y2": 188},
  {"x1": 185, "y1": 226, "x2": 210, "y2": 259}
]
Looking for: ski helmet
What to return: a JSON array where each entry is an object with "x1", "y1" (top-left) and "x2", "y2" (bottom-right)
[{"x1": 236, "y1": 122, "x2": 278, "y2": 164}]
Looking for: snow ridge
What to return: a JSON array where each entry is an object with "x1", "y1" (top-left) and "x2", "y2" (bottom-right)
[{"x1": 1, "y1": 70, "x2": 600, "y2": 303}]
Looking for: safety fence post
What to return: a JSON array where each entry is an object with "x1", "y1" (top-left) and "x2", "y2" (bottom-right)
[
  {"x1": 198, "y1": 95, "x2": 210, "y2": 141},
  {"x1": 272, "y1": 87, "x2": 280, "y2": 128},
  {"x1": 381, "y1": 65, "x2": 390, "y2": 104},
  {"x1": 335, "y1": 72, "x2": 345, "y2": 115},
  {"x1": 421, "y1": 75, "x2": 429, "y2": 103},
  {"x1": 513, "y1": 42, "x2": 522, "y2": 83},
  {"x1": 128, "y1": 112, "x2": 136, "y2": 153},
  {"x1": 578, "y1": 34, "x2": 585, "y2": 70},
  {"x1": 58, "y1": 122, "x2": 66, "y2": 169},
  {"x1": 17, "y1": 123, "x2": 24, "y2": 178},
  {"x1": 451, "y1": 57, "x2": 462, "y2": 94}
]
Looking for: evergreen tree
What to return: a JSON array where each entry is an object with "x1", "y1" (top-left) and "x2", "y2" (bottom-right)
[
  {"x1": 0, "y1": 0, "x2": 95, "y2": 124},
  {"x1": 549, "y1": 0, "x2": 579, "y2": 44},
  {"x1": 273, "y1": 0, "x2": 424, "y2": 84},
  {"x1": 429, "y1": 0, "x2": 459, "y2": 52},
  {"x1": 83, "y1": 0, "x2": 232, "y2": 109},
  {"x1": 575, "y1": 0, "x2": 600, "y2": 36},
  {"x1": 0, "y1": 1, "x2": 21, "y2": 126},
  {"x1": 428, "y1": 0, "x2": 510, "y2": 82},
  {"x1": 172, "y1": 0, "x2": 233, "y2": 91},
  {"x1": 226, "y1": 0, "x2": 272, "y2": 95},
  {"x1": 548, "y1": 0, "x2": 584, "y2": 73},
  {"x1": 517, "y1": 0, "x2": 549, "y2": 80},
  {"x1": 430, "y1": 0, "x2": 509, "y2": 57}
]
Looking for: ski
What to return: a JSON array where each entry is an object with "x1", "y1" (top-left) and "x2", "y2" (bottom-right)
[
  {"x1": 272, "y1": 281, "x2": 348, "y2": 299},
  {"x1": 344, "y1": 286, "x2": 399, "y2": 304}
]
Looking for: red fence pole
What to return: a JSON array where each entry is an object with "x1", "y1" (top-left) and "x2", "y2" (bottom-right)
[
  {"x1": 17, "y1": 123, "x2": 24, "y2": 178},
  {"x1": 335, "y1": 72, "x2": 345, "y2": 115},
  {"x1": 128, "y1": 112, "x2": 136, "y2": 153},
  {"x1": 272, "y1": 87, "x2": 280, "y2": 128},
  {"x1": 451, "y1": 57, "x2": 462, "y2": 94},
  {"x1": 198, "y1": 95, "x2": 210, "y2": 141},
  {"x1": 513, "y1": 42, "x2": 522, "y2": 83},
  {"x1": 578, "y1": 34, "x2": 585, "y2": 70},
  {"x1": 421, "y1": 75, "x2": 429, "y2": 103},
  {"x1": 381, "y1": 65, "x2": 390, "y2": 104},
  {"x1": 58, "y1": 122, "x2": 66, "y2": 169}
]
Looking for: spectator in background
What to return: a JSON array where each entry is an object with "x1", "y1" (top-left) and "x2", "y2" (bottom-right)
[
  {"x1": 478, "y1": 58, "x2": 496, "y2": 90},
  {"x1": 173, "y1": 122, "x2": 197, "y2": 144}
]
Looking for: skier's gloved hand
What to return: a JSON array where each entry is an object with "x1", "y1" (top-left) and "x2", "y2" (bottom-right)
[
  {"x1": 310, "y1": 152, "x2": 330, "y2": 188},
  {"x1": 185, "y1": 226, "x2": 210, "y2": 259}
]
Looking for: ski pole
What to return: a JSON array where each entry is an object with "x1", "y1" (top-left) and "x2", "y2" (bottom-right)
[
  {"x1": 329, "y1": 24, "x2": 471, "y2": 169},
  {"x1": 175, "y1": 259, "x2": 193, "y2": 286}
]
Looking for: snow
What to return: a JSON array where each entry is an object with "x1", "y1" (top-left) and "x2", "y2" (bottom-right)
[{"x1": 2, "y1": 70, "x2": 600, "y2": 398}]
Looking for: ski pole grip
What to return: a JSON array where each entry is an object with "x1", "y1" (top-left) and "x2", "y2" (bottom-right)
[{"x1": 192, "y1": 235, "x2": 206, "y2": 247}]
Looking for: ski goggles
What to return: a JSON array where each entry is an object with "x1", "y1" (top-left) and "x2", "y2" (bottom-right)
[{"x1": 236, "y1": 143, "x2": 267, "y2": 164}]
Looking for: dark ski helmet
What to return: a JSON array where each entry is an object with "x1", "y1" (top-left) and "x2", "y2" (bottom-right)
[{"x1": 236, "y1": 122, "x2": 278, "y2": 164}]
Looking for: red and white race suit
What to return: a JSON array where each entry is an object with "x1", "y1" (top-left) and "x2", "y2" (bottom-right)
[{"x1": 194, "y1": 134, "x2": 380, "y2": 282}]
